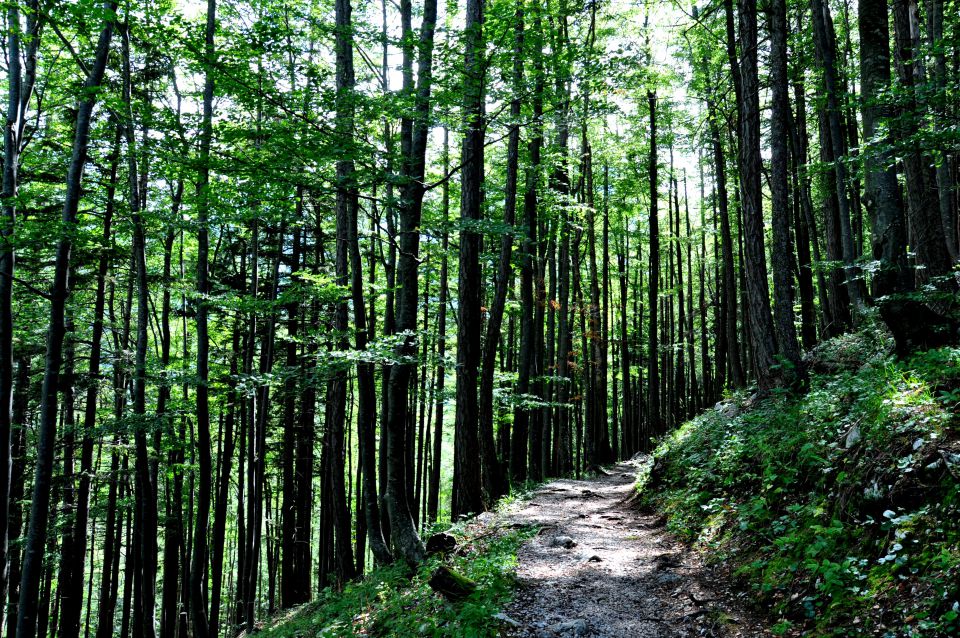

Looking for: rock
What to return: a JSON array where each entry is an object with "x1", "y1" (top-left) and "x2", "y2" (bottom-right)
[
  {"x1": 425, "y1": 532, "x2": 457, "y2": 556},
  {"x1": 475, "y1": 511, "x2": 496, "y2": 524},
  {"x1": 492, "y1": 612, "x2": 523, "y2": 628},
  {"x1": 715, "y1": 401, "x2": 739, "y2": 418},
  {"x1": 546, "y1": 618, "x2": 589, "y2": 636},
  {"x1": 844, "y1": 423, "x2": 861, "y2": 448},
  {"x1": 655, "y1": 571, "x2": 682, "y2": 586},
  {"x1": 585, "y1": 553, "x2": 602, "y2": 562},
  {"x1": 428, "y1": 565, "x2": 477, "y2": 601},
  {"x1": 549, "y1": 535, "x2": 577, "y2": 549}
]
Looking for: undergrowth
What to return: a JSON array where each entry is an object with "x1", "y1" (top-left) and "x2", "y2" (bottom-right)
[
  {"x1": 638, "y1": 326, "x2": 960, "y2": 637},
  {"x1": 259, "y1": 520, "x2": 535, "y2": 637}
]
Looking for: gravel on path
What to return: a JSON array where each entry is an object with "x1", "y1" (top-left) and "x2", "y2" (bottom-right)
[{"x1": 499, "y1": 458, "x2": 770, "y2": 638}]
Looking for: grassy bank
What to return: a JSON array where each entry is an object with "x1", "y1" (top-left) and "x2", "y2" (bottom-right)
[
  {"x1": 259, "y1": 517, "x2": 534, "y2": 637},
  {"x1": 638, "y1": 328, "x2": 960, "y2": 636}
]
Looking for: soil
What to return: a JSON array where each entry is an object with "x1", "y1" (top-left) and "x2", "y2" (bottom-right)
[{"x1": 498, "y1": 458, "x2": 771, "y2": 638}]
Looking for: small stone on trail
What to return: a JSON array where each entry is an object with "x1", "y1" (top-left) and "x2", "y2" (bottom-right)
[
  {"x1": 545, "y1": 618, "x2": 589, "y2": 636},
  {"x1": 585, "y1": 553, "x2": 602, "y2": 562},
  {"x1": 549, "y1": 535, "x2": 577, "y2": 548},
  {"x1": 492, "y1": 612, "x2": 523, "y2": 628}
]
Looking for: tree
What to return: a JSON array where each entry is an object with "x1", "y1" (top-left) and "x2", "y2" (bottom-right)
[{"x1": 453, "y1": 0, "x2": 486, "y2": 518}]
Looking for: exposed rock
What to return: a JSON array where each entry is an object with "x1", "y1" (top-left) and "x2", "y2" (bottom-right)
[
  {"x1": 492, "y1": 612, "x2": 523, "y2": 628},
  {"x1": 715, "y1": 401, "x2": 740, "y2": 418},
  {"x1": 844, "y1": 423, "x2": 861, "y2": 449},
  {"x1": 549, "y1": 535, "x2": 577, "y2": 549},
  {"x1": 546, "y1": 618, "x2": 589, "y2": 636}
]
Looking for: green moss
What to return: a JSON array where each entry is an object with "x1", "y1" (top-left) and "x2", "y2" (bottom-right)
[
  {"x1": 640, "y1": 333, "x2": 960, "y2": 637},
  {"x1": 259, "y1": 523, "x2": 536, "y2": 638}
]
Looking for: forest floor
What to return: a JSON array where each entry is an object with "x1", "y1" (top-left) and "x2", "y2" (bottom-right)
[{"x1": 500, "y1": 458, "x2": 770, "y2": 638}]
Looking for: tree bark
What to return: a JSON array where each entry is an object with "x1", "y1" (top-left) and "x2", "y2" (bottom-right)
[
  {"x1": 811, "y1": 0, "x2": 867, "y2": 311},
  {"x1": 189, "y1": 0, "x2": 215, "y2": 633},
  {"x1": 15, "y1": 7, "x2": 115, "y2": 637},
  {"x1": 769, "y1": 0, "x2": 802, "y2": 369},
  {"x1": 859, "y1": 0, "x2": 910, "y2": 296},
  {"x1": 385, "y1": 0, "x2": 438, "y2": 564},
  {"x1": 647, "y1": 89, "x2": 661, "y2": 439},
  {"x1": 735, "y1": 0, "x2": 780, "y2": 385},
  {"x1": 453, "y1": 0, "x2": 487, "y2": 519},
  {"x1": 892, "y1": 0, "x2": 954, "y2": 281}
]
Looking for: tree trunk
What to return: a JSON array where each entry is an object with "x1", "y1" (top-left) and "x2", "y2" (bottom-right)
[
  {"x1": 478, "y1": 0, "x2": 523, "y2": 503},
  {"x1": 811, "y1": 0, "x2": 867, "y2": 310},
  {"x1": 428, "y1": 129, "x2": 451, "y2": 523},
  {"x1": 892, "y1": 0, "x2": 954, "y2": 281},
  {"x1": 453, "y1": 0, "x2": 487, "y2": 519},
  {"x1": 647, "y1": 89, "x2": 661, "y2": 439},
  {"x1": 735, "y1": 0, "x2": 780, "y2": 385},
  {"x1": 0, "y1": 2, "x2": 39, "y2": 617},
  {"x1": 15, "y1": 8, "x2": 116, "y2": 637},
  {"x1": 859, "y1": 0, "x2": 910, "y2": 296},
  {"x1": 189, "y1": 0, "x2": 215, "y2": 633},
  {"x1": 385, "y1": 0, "x2": 438, "y2": 564},
  {"x1": 769, "y1": 0, "x2": 801, "y2": 370}
]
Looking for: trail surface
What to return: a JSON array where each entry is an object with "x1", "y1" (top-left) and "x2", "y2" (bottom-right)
[{"x1": 501, "y1": 459, "x2": 769, "y2": 638}]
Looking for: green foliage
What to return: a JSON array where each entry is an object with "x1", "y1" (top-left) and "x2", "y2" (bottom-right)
[
  {"x1": 638, "y1": 333, "x2": 960, "y2": 637},
  {"x1": 260, "y1": 524, "x2": 535, "y2": 637}
]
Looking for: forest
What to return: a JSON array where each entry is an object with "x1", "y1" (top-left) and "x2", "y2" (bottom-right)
[{"x1": 0, "y1": 0, "x2": 959, "y2": 634}]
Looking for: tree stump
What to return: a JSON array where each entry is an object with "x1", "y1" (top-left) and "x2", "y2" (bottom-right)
[{"x1": 425, "y1": 532, "x2": 458, "y2": 556}]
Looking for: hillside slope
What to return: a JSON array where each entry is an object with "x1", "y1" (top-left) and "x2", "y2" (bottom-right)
[{"x1": 639, "y1": 328, "x2": 960, "y2": 637}]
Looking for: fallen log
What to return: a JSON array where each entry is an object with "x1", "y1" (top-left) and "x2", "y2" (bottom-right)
[{"x1": 428, "y1": 565, "x2": 477, "y2": 601}]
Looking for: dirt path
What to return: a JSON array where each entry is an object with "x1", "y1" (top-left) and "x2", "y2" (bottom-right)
[{"x1": 500, "y1": 459, "x2": 769, "y2": 638}]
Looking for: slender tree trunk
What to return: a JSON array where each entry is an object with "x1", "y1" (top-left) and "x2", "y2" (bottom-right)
[
  {"x1": 0, "y1": 1, "x2": 35, "y2": 616},
  {"x1": 811, "y1": 0, "x2": 866, "y2": 310},
  {"x1": 385, "y1": 0, "x2": 438, "y2": 563},
  {"x1": 479, "y1": 0, "x2": 523, "y2": 502},
  {"x1": 329, "y1": 0, "x2": 361, "y2": 581},
  {"x1": 769, "y1": 0, "x2": 801, "y2": 370},
  {"x1": 428, "y1": 129, "x2": 450, "y2": 522},
  {"x1": 122, "y1": 25, "x2": 159, "y2": 637},
  {"x1": 15, "y1": 8, "x2": 115, "y2": 637},
  {"x1": 190, "y1": 0, "x2": 216, "y2": 633},
  {"x1": 647, "y1": 89, "x2": 661, "y2": 439}
]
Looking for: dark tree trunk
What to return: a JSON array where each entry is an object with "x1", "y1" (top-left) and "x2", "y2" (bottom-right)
[
  {"x1": 0, "y1": 2, "x2": 39, "y2": 617},
  {"x1": 647, "y1": 89, "x2": 661, "y2": 439},
  {"x1": 189, "y1": 0, "x2": 215, "y2": 634},
  {"x1": 735, "y1": 0, "x2": 780, "y2": 385},
  {"x1": 892, "y1": 0, "x2": 954, "y2": 281},
  {"x1": 385, "y1": 0, "x2": 437, "y2": 564},
  {"x1": 453, "y1": 0, "x2": 487, "y2": 519},
  {"x1": 769, "y1": 0, "x2": 801, "y2": 370},
  {"x1": 859, "y1": 0, "x2": 910, "y2": 296},
  {"x1": 328, "y1": 0, "x2": 361, "y2": 583},
  {"x1": 811, "y1": 0, "x2": 867, "y2": 310},
  {"x1": 15, "y1": 8, "x2": 115, "y2": 637},
  {"x1": 478, "y1": 0, "x2": 522, "y2": 503},
  {"x1": 122, "y1": 25, "x2": 159, "y2": 636}
]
